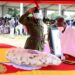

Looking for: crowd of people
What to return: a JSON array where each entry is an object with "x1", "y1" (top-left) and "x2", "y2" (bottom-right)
[
  {"x1": 66, "y1": 20, "x2": 75, "y2": 26},
  {"x1": 0, "y1": 16, "x2": 75, "y2": 37},
  {"x1": 0, "y1": 17, "x2": 27, "y2": 36}
]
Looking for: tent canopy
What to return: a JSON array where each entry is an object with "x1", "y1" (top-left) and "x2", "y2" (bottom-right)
[{"x1": 0, "y1": 1, "x2": 75, "y2": 11}]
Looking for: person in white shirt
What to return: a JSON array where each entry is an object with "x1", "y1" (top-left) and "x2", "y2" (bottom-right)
[{"x1": 9, "y1": 18, "x2": 15, "y2": 37}]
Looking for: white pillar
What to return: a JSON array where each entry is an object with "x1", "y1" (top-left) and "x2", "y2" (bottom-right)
[
  {"x1": 19, "y1": 3, "x2": 24, "y2": 35},
  {"x1": 42, "y1": 8, "x2": 47, "y2": 18},
  {"x1": 58, "y1": 4, "x2": 62, "y2": 16},
  {"x1": 0, "y1": 6, "x2": 2, "y2": 17},
  {"x1": 20, "y1": 3, "x2": 23, "y2": 16},
  {"x1": 2, "y1": 5, "x2": 8, "y2": 17}
]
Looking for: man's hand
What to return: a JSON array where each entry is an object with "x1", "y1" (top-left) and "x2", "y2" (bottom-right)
[{"x1": 28, "y1": 7, "x2": 39, "y2": 14}]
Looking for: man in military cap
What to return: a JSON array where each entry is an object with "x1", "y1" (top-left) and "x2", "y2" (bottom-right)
[{"x1": 19, "y1": 7, "x2": 44, "y2": 51}]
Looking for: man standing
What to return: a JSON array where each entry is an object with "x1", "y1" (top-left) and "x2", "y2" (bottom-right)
[{"x1": 19, "y1": 7, "x2": 44, "y2": 51}]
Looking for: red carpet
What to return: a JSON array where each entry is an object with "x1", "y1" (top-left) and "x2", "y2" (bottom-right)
[
  {"x1": 0, "y1": 43, "x2": 75, "y2": 74},
  {"x1": 1, "y1": 63, "x2": 75, "y2": 74},
  {"x1": 0, "y1": 43, "x2": 16, "y2": 48}
]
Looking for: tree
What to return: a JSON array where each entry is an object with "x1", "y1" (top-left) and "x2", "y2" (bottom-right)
[
  {"x1": 48, "y1": 12, "x2": 67, "y2": 20},
  {"x1": 70, "y1": 14, "x2": 75, "y2": 20},
  {"x1": 48, "y1": 12, "x2": 59, "y2": 20},
  {"x1": 8, "y1": 8, "x2": 20, "y2": 17}
]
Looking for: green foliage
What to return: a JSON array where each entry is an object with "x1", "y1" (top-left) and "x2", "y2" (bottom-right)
[
  {"x1": 48, "y1": 12, "x2": 59, "y2": 20},
  {"x1": 8, "y1": 8, "x2": 20, "y2": 17},
  {"x1": 70, "y1": 14, "x2": 75, "y2": 19},
  {"x1": 48, "y1": 12, "x2": 67, "y2": 20}
]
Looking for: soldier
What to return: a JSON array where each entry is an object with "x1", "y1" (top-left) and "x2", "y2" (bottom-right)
[{"x1": 19, "y1": 7, "x2": 44, "y2": 51}]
